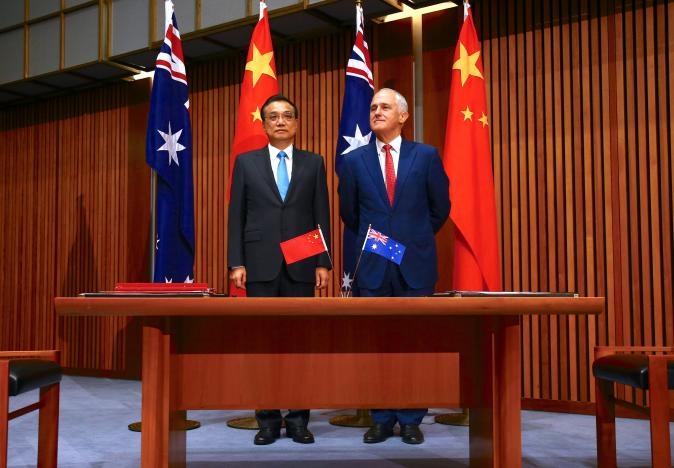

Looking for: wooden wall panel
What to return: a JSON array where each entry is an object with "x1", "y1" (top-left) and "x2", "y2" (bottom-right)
[
  {"x1": 470, "y1": 0, "x2": 674, "y2": 404},
  {"x1": 0, "y1": 81, "x2": 150, "y2": 374}
]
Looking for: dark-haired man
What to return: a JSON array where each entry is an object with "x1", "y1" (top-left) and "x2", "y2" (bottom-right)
[{"x1": 228, "y1": 94, "x2": 331, "y2": 445}]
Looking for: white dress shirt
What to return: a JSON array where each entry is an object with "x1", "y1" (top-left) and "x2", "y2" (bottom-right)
[
  {"x1": 375, "y1": 135, "x2": 401, "y2": 182},
  {"x1": 268, "y1": 143, "x2": 294, "y2": 183}
]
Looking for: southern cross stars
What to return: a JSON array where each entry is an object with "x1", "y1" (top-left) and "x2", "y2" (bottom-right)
[
  {"x1": 157, "y1": 121, "x2": 185, "y2": 166},
  {"x1": 245, "y1": 44, "x2": 275, "y2": 87},
  {"x1": 453, "y1": 42, "x2": 483, "y2": 87},
  {"x1": 341, "y1": 124, "x2": 372, "y2": 155}
]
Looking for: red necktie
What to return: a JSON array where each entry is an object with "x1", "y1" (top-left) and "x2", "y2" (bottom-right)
[{"x1": 383, "y1": 144, "x2": 396, "y2": 206}]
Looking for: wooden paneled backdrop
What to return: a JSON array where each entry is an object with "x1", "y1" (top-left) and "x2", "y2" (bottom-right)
[{"x1": 0, "y1": 0, "x2": 672, "y2": 411}]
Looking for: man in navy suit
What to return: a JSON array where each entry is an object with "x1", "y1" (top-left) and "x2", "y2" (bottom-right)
[
  {"x1": 338, "y1": 88, "x2": 450, "y2": 445},
  {"x1": 228, "y1": 95, "x2": 331, "y2": 445}
]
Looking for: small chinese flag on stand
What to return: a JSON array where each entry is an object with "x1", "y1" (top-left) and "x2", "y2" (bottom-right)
[{"x1": 280, "y1": 229, "x2": 328, "y2": 264}]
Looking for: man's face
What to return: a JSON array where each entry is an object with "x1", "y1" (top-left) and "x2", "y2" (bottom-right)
[
  {"x1": 369, "y1": 90, "x2": 408, "y2": 139},
  {"x1": 263, "y1": 100, "x2": 297, "y2": 146}
]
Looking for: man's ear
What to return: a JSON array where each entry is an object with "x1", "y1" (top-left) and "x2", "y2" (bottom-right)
[{"x1": 399, "y1": 111, "x2": 409, "y2": 125}]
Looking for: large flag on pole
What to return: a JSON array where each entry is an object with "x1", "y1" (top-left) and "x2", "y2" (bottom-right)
[
  {"x1": 443, "y1": 3, "x2": 501, "y2": 291},
  {"x1": 146, "y1": 0, "x2": 195, "y2": 283},
  {"x1": 335, "y1": 3, "x2": 374, "y2": 295},
  {"x1": 228, "y1": 1, "x2": 278, "y2": 296},
  {"x1": 229, "y1": 1, "x2": 278, "y2": 182}
]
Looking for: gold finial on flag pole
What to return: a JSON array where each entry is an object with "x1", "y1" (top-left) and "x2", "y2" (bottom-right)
[{"x1": 355, "y1": 0, "x2": 362, "y2": 6}]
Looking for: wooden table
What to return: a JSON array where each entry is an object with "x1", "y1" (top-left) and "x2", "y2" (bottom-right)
[{"x1": 55, "y1": 296, "x2": 603, "y2": 467}]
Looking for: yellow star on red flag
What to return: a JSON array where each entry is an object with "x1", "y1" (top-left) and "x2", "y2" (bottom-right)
[
  {"x1": 251, "y1": 107, "x2": 262, "y2": 122},
  {"x1": 452, "y1": 42, "x2": 483, "y2": 86},
  {"x1": 245, "y1": 44, "x2": 276, "y2": 87},
  {"x1": 460, "y1": 106, "x2": 474, "y2": 121}
]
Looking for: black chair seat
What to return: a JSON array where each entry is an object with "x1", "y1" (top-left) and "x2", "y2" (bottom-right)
[
  {"x1": 8, "y1": 359, "x2": 62, "y2": 396},
  {"x1": 592, "y1": 354, "x2": 674, "y2": 390}
]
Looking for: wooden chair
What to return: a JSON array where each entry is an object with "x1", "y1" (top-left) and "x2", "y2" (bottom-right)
[
  {"x1": 0, "y1": 350, "x2": 62, "y2": 468},
  {"x1": 593, "y1": 346, "x2": 674, "y2": 468}
]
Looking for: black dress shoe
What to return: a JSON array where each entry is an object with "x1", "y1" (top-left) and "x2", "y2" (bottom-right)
[
  {"x1": 363, "y1": 424, "x2": 394, "y2": 443},
  {"x1": 286, "y1": 426, "x2": 315, "y2": 444},
  {"x1": 400, "y1": 424, "x2": 424, "y2": 444},
  {"x1": 254, "y1": 427, "x2": 281, "y2": 445}
]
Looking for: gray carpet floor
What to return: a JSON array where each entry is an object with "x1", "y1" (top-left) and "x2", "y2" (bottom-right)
[{"x1": 6, "y1": 375, "x2": 670, "y2": 467}]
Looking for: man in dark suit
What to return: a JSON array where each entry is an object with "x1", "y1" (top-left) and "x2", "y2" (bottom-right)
[
  {"x1": 228, "y1": 94, "x2": 331, "y2": 445},
  {"x1": 338, "y1": 88, "x2": 450, "y2": 445}
]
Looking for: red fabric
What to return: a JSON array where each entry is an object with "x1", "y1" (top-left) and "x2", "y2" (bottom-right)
[
  {"x1": 383, "y1": 144, "x2": 396, "y2": 206},
  {"x1": 227, "y1": 3, "x2": 279, "y2": 296},
  {"x1": 228, "y1": 3, "x2": 279, "y2": 197},
  {"x1": 442, "y1": 7, "x2": 501, "y2": 292},
  {"x1": 280, "y1": 229, "x2": 328, "y2": 265},
  {"x1": 114, "y1": 283, "x2": 209, "y2": 292}
]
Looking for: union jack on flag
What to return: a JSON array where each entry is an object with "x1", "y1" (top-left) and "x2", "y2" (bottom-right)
[
  {"x1": 336, "y1": 4, "x2": 374, "y2": 294},
  {"x1": 367, "y1": 229, "x2": 389, "y2": 245},
  {"x1": 146, "y1": 0, "x2": 195, "y2": 284}
]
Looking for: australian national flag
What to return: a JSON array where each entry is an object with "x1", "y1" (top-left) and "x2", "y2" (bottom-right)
[
  {"x1": 363, "y1": 229, "x2": 406, "y2": 265},
  {"x1": 336, "y1": 3, "x2": 374, "y2": 295},
  {"x1": 146, "y1": 0, "x2": 195, "y2": 283}
]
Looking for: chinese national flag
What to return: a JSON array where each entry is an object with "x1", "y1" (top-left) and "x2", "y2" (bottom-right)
[
  {"x1": 443, "y1": 4, "x2": 501, "y2": 291},
  {"x1": 229, "y1": 1, "x2": 279, "y2": 186},
  {"x1": 280, "y1": 229, "x2": 328, "y2": 265},
  {"x1": 228, "y1": 1, "x2": 278, "y2": 297}
]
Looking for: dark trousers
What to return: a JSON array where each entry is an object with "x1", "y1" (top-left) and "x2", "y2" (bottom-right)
[
  {"x1": 247, "y1": 263, "x2": 314, "y2": 429},
  {"x1": 359, "y1": 263, "x2": 432, "y2": 426}
]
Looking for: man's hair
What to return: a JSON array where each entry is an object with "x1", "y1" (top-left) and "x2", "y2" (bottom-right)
[
  {"x1": 373, "y1": 88, "x2": 409, "y2": 113},
  {"x1": 261, "y1": 94, "x2": 299, "y2": 120}
]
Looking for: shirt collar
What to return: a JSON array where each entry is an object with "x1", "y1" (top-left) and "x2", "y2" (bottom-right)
[
  {"x1": 268, "y1": 143, "x2": 294, "y2": 160},
  {"x1": 375, "y1": 135, "x2": 402, "y2": 155}
]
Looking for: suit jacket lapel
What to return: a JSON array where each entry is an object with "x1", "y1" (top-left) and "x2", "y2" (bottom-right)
[
  {"x1": 363, "y1": 141, "x2": 390, "y2": 208},
  {"x1": 253, "y1": 147, "x2": 283, "y2": 202},
  {"x1": 284, "y1": 149, "x2": 305, "y2": 202},
  {"x1": 393, "y1": 139, "x2": 417, "y2": 209}
]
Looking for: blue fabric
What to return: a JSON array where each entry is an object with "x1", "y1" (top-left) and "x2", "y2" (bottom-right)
[
  {"x1": 334, "y1": 11, "x2": 374, "y2": 296},
  {"x1": 145, "y1": 11, "x2": 194, "y2": 283},
  {"x1": 358, "y1": 263, "x2": 433, "y2": 298},
  {"x1": 277, "y1": 151, "x2": 289, "y2": 201},
  {"x1": 371, "y1": 409, "x2": 427, "y2": 426},
  {"x1": 338, "y1": 140, "x2": 450, "y2": 290}
]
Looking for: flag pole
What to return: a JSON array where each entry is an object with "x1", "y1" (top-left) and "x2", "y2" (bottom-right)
[
  {"x1": 344, "y1": 224, "x2": 370, "y2": 298},
  {"x1": 317, "y1": 224, "x2": 333, "y2": 270}
]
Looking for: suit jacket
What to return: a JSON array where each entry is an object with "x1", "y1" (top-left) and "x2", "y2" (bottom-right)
[
  {"x1": 228, "y1": 146, "x2": 331, "y2": 283},
  {"x1": 338, "y1": 139, "x2": 450, "y2": 290}
]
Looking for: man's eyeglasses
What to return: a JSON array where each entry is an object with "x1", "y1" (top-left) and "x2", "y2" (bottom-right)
[{"x1": 266, "y1": 112, "x2": 296, "y2": 123}]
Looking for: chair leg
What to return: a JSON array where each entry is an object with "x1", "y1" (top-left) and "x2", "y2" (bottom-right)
[
  {"x1": 647, "y1": 356, "x2": 672, "y2": 468},
  {"x1": 595, "y1": 378, "x2": 617, "y2": 468},
  {"x1": 0, "y1": 361, "x2": 8, "y2": 468},
  {"x1": 37, "y1": 383, "x2": 60, "y2": 468}
]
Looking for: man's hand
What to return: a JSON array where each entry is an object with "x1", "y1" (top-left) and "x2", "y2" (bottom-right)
[
  {"x1": 315, "y1": 267, "x2": 329, "y2": 289},
  {"x1": 229, "y1": 267, "x2": 247, "y2": 289}
]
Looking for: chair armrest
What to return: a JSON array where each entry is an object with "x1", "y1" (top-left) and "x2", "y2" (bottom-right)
[{"x1": 0, "y1": 350, "x2": 60, "y2": 363}]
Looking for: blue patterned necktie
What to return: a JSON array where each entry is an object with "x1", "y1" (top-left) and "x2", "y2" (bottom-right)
[{"x1": 276, "y1": 151, "x2": 289, "y2": 201}]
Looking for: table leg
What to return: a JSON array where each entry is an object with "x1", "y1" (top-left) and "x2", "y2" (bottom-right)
[
  {"x1": 467, "y1": 317, "x2": 522, "y2": 468},
  {"x1": 141, "y1": 324, "x2": 186, "y2": 468}
]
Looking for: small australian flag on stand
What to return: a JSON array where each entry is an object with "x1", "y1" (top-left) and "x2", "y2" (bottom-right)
[
  {"x1": 146, "y1": 0, "x2": 195, "y2": 283},
  {"x1": 363, "y1": 228, "x2": 406, "y2": 265}
]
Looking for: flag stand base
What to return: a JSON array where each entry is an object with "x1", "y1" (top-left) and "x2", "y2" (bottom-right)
[
  {"x1": 128, "y1": 419, "x2": 201, "y2": 432},
  {"x1": 434, "y1": 408, "x2": 469, "y2": 426},
  {"x1": 329, "y1": 409, "x2": 372, "y2": 427}
]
